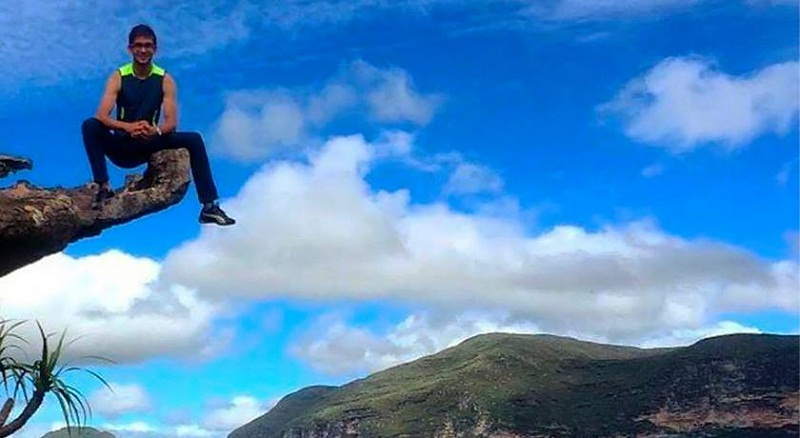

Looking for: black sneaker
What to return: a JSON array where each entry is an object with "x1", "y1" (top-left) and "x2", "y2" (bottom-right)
[
  {"x1": 93, "y1": 187, "x2": 115, "y2": 207},
  {"x1": 199, "y1": 204, "x2": 236, "y2": 226}
]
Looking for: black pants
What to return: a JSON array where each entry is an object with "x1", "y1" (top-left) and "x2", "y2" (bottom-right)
[{"x1": 82, "y1": 117, "x2": 219, "y2": 203}]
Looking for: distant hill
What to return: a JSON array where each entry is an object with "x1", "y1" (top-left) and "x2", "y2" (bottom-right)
[
  {"x1": 40, "y1": 427, "x2": 115, "y2": 438},
  {"x1": 230, "y1": 333, "x2": 799, "y2": 437}
]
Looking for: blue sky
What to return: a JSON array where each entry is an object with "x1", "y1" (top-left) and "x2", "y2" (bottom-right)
[{"x1": 0, "y1": 0, "x2": 797, "y2": 436}]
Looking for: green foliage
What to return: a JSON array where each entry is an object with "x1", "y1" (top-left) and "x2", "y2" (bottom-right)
[
  {"x1": 0, "y1": 319, "x2": 111, "y2": 436},
  {"x1": 41, "y1": 426, "x2": 115, "y2": 438},
  {"x1": 231, "y1": 333, "x2": 800, "y2": 438}
]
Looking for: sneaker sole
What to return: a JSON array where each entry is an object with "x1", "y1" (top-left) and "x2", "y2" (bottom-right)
[{"x1": 199, "y1": 214, "x2": 235, "y2": 226}]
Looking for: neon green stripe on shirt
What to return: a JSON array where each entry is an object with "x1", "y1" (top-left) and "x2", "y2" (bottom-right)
[{"x1": 118, "y1": 63, "x2": 164, "y2": 77}]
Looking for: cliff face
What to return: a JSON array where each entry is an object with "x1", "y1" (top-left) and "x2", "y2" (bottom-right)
[
  {"x1": 230, "y1": 333, "x2": 799, "y2": 438},
  {"x1": 0, "y1": 150, "x2": 190, "y2": 278},
  {"x1": 634, "y1": 335, "x2": 799, "y2": 436}
]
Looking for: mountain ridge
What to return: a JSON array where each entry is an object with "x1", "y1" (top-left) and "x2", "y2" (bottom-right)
[
  {"x1": 230, "y1": 332, "x2": 799, "y2": 437},
  {"x1": 40, "y1": 426, "x2": 115, "y2": 438}
]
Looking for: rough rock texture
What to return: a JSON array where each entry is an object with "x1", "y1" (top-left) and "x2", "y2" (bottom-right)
[
  {"x1": 0, "y1": 155, "x2": 32, "y2": 179},
  {"x1": 0, "y1": 150, "x2": 190, "y2": 277},
  {"x1": 642, "y1": 391, "x2": 799, "y2": 431}
]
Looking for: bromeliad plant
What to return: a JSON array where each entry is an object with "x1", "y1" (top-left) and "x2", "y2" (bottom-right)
[{"x1": 0, "y1": 319, "x2": 111, "y2": 437}]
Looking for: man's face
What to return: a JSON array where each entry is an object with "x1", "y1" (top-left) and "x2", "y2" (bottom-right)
[{"x1": 128, "y1": 36, "x2": 156, "y2": 65}]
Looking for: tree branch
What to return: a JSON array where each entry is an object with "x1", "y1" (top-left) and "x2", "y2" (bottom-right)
[
  {"x1": 0, "y1": 149, "x2": 190, "y2": 278},
  {"x1": 0, "y1": 398, "x2": 12, "y2": 427},
  {"x1": 0, "y1": 388, "x2": 44, "y2": 437}
]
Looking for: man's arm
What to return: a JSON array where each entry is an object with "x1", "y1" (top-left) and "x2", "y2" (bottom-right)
[
  {"x1": 159, "y1": 73, "x2": 178, "y2": 135},
  {"x1": 94, "y1": 71, "x2": 144, "y2": 134}
]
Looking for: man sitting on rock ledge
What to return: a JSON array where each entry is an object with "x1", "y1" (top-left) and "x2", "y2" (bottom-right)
[{"x1": 82, "y1": 24, "x2": 235, "y2": 226}]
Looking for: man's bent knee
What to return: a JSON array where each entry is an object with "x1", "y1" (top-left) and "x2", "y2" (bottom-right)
[
  {"x1": 180, "y1": 132, "x2": 205, "y2": 150},
  {"x1": 187, "y1": 132, "x2": 203, "y2": 145},
  {"x1": 82, "y1": 117, "x2": 104, "y2": 135}
]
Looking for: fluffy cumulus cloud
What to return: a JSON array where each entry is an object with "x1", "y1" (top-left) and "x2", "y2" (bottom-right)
[
  {"x1": 89, "y1": 383, "x2": 153, "y2": 418},
  {"x1": 85, "y1": 395, "x2": 272, "y2": 438},
  {"x1": 213, "y1": 60, "x2": 443, "y2": 161},
  {"x1": 292, "y1": 311, "x2": 541, "y2": 374},
  {"x1": 444, "y1": 162, "x2": 505, "y2": 196},
  {"x1": 102, "y1": 421, "x2": 160, "y2": 435},
  {"x1": 600, "y1": 57, "x2": 799, "y2": 151},
  {"x1": 202, "y1": 396, "x2": 270, "y2": 432},
  {"x1": 0, "y1": 250, "x2": 223, "y2": 364},
  {"x1": 638, "y1": 320, "x2": 762, "y2": 348},
  {"x1": 214, "y1": 90, "x2": 308, "y2": 161},
  {"x1": 161, "y1": 133, "x2": 798, "y2": 344},
  {"x1": 354, "y1": 61, "x2": 444, "y2": 125},
  {"x1": 291, "y1": 311, "x2": 768, "y2": 375}
]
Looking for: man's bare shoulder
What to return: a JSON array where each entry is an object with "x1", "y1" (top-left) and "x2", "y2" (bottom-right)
[
  {"x1": 104, "y1": 70, "x2": 122, "y2": 90},
  {"x1": 163, "y1": 72, "x2": 177, "y2": 87}
]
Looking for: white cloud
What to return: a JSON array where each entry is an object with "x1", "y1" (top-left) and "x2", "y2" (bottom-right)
[
  {"x1": 291, "y1": 310, "x2": 774, "y2": 375},
  {"x1": 4, "y1": 422, "x2": 56, "y2": 438},
  {"x1": 174, "y1": 425, "x2": 215, "y2": 437},
  {"x1": 744, "y1": 0, "x2": 797, "y2": 6},
  {"x1": 89, "y1": 383, "x2": 152, "y2": 418},
  {"x1": 528, "y1": 0, "x2": 703, "y2": 21},
  {"x1": 215, "y1": 91, "x2": 307, "y2": 161},
  {"x1": 0, "y1": 2, "x2": 454, "y2": 90},
  {"x1": 0, "y1": 1, "x2": 252, "y2": 86},
  {"x1": 785, "y1": 231, "x2": 799, "y2": 259},
  {"x1": 161, "y1": 133, "x2": 798, "y2": 343},
  {"x1": 307, "y1": 83, "x2": 359, "y2": 125},
  {"x1": 202, "y1": 396, "x2": 269, "y2": 432},
  {"x1": 103, "y1": 421, "x2": 159, "y2": 434},
  {"x1": 94, "y1": 422, "x2": 212, "y2": 438},
  {"x1": 292, "y1": 311, "x2": 540, "y2": 374},
  {"x1": 525, "y1": 0, "x2": 794, "y2": 22},
  {"x1": 714, "y1": 260, "x2": 799, "y2": 312},
  {"x1": 0, "y1": 1, "x2": 791, "y2": 88},
  {"x1": 0, "y1": 1, "x2": 492, "y2": 88},
  {"x1": 638, "y1": 320, "x2": 762, "y2": 348},
  {"x1": 641, "y1": 163, "x2": 664, "y2": 177},
  {"x1": 212, "y1": 61, "x2": 442, "y2": 161},
  {"x1": 600, "y1": 57, "x2": 799, "y2": 151},
  {"x1": 352, "y1": 60, "x2": 443, "y2": 125},
  {"x1": 776, "y1": 166, "x2": 790, "y2": 185},
  {"x1": 88, "y1": 396, "x2": 272, "y2": 438},
  {"x1": 444, "y1": 162, "x2": 505, "y2": 196},
  {"x1": 0, "y1": 250, "x2": 224, "y2": 364},
  {"x1": 775, "y1": 159, "x2": 796, "y2": 186},
  {"x1": 94, "y1": 422, "x2": 215, "y2": 438},
  {"x1": 642, "y1": 164, "x2": 664, "y2": 178}
]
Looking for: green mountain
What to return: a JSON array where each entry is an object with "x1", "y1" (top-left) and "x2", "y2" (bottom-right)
[
  {"x1": 40, "y1": 426, "x2": 115, "y2": 438},
  {"x1": 230, "y1": 333, "x2": 799, "y2": 437}
]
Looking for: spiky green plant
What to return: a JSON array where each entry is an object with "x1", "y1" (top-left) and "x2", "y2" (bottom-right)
[{"x1": 0, "y1": 320, "x2": 111, "y2": 437}]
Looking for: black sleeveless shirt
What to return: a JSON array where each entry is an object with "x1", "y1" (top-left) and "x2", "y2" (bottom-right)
[{"x1": 115, "y1": 62, "x2": 165, "y2": 126}]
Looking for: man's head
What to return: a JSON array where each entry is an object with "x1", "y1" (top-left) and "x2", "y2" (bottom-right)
[{"x1": 127, "y1": 24, "x2": 157, "y2": 67}]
